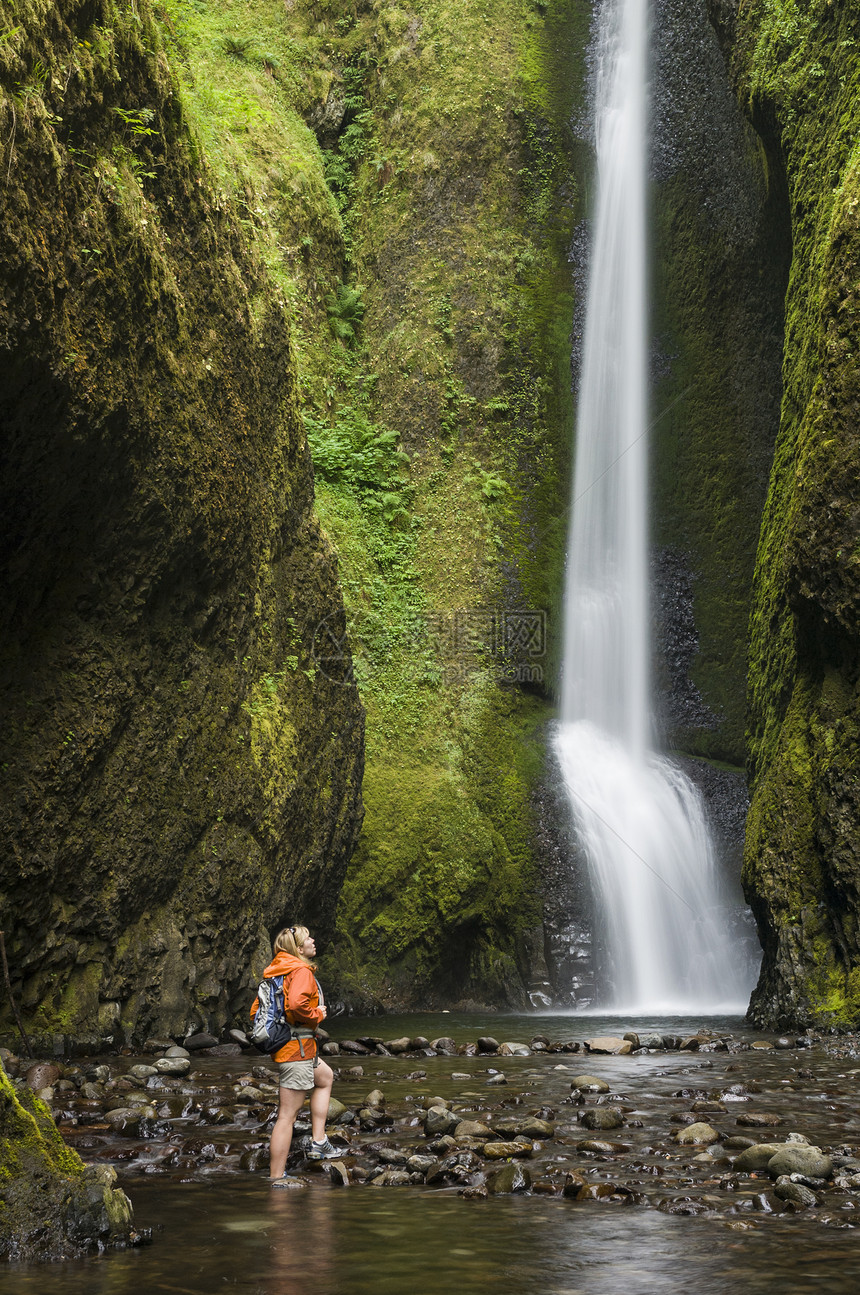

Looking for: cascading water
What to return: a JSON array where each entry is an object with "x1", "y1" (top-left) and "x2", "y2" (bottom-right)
[{"x1": 553, "y1": 0, "x2": 754, "y2": 1012}]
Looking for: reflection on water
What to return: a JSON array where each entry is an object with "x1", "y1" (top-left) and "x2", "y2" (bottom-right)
[
  {"x1": 4, "y1": 1014, "x2": 860, "y2": 1294},
  {"x1": 5, "y1": 1182, "x2": 860, "y2": 1295}
]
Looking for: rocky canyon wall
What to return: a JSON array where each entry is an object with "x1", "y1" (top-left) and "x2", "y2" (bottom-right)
[{"x1": 0, "y1": 0, "x2": 364, "y2": 1046}]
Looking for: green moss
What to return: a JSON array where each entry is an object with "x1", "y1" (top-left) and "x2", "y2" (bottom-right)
[{"x1": 722, "y1": 0, "x2": 860, "y2": 1027}]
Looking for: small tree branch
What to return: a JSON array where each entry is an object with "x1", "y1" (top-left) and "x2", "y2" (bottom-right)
[{"x1": 0, "y1": 930, "x2": 34, "y2": 1060}]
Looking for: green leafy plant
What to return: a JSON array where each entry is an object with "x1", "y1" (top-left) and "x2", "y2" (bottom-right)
[
  {"x1": 326, "y1": 282, "x2": 365, "y2": 345},
  {"x1": 220, "y1": 35, "x2": 253, "y2": 60}
]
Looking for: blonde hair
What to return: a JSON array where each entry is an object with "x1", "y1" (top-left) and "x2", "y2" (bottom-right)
[{"x1": 273, "y1": 925, "x2": 315, "y2": 967}]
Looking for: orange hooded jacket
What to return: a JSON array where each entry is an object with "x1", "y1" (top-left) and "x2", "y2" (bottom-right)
[{"x1": 250, "y1": 951, "x2": 325, "y2": 1063}]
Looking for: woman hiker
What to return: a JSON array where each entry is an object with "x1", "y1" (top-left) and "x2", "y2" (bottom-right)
[{"x1": 252, "y1": 925, "x2": 339, "y2": 1184}]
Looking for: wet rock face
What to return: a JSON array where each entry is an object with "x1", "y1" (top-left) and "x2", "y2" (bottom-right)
[
  {"x1": 711, "y1": 0, "x2": 860, "y2": 1028},
  {"x1": 0, "y1": 0, "x2": 364, "y2": 1044}
]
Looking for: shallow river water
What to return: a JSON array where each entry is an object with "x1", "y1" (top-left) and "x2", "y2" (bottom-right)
[{"x1": 6, "y1": 1012, "x2": 860, "y2": 1294}]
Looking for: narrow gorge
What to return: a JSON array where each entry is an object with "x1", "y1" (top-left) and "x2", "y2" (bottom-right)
[{"x1": 1, "y1": 0, "x2": 860, "y2": 1258}]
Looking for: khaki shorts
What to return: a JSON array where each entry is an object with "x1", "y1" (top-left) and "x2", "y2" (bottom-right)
[{"x1": 278, "y1": 1055, "x2": 319, "y2": 1091}]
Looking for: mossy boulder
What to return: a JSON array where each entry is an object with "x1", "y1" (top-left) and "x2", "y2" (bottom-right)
[{"x1": 0, "y1": 1065, "x2": 134, "y2": 1260}]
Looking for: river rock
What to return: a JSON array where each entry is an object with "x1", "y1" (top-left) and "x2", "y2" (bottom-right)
[
  {"x1": 731, "y1": 1143, "x2": 784, "y2": 1172},
  {"x1": 512, "y1": 1117, "x2": 554, "y2": 1138},
  {"x1": 675, "y1": 1122, "x2": 720, "y2": 1146},
  {"x1": 128, "y1": 1064, "x2": 158, "y2": 1081},
  {"x1": 571, "y1": 1075, "x2": 610, "y2": 1093},
  {"x1": 623, "y1": 1032, "x2": 640, "y2": 1049},
  {"x1": 640, "y1": 1033, "x2": 663, "y2": 1049},
  {"x1": 736, "y1": 1112, "x2": 783, "y2": 1128},
  {"x1": 104, "y1": 1108, "x2": 142, "y2": 1134},
  {"x1": 371, "y1": 1168, "x2": 411, "y2": 1186},
  {"x1": 25, "y1": 1063, "x2": 62, "y2": 1091},
  {"x1": 183, "y1": 1033, "x2": 218, "y2": 1051},
  {"x1": 406, "y1": 1155, "x2": 438, "y2": 1174},
  {"x1": 424, "y1": 1106, "x2": 459, "y2": 1136},
  {"x1": 774, "y1": 1175, "x2": 817, "y2": 1207},
  {"x1": 486, "y1": 1073, "x2": 507, "y2": 1086},
  {"x1": 767, "y1": 1145, "x2": 833, "y2": 1179},
  {"x1": 580, "y1": 1107, "x2": 624, "y2": 1131},
  {"x1": 583, "y1": 1036, "x2": 632, "y2": 1055},
  {"x1": 477, "y1": 1037, "x2": 500, "y2": 1053},
  {"x1": 578, "y1": 1140, "x2": 630, "y2": 1153},
  {"x1": 499, "y1": 1042, "x2": 531, "y2": 1056},
  {"x1": 562, "y1": 1171, "x2": 588, "y2": 1197},
  {"x1": 339, "y1": 1040, "x2": 372, "y2": 1055},
  {"x1": 484, "y1": 1141, "x2": 533, "y2": 1159},
  {"x1": 155, "y1": 1057, "x2": 190, "y2": 1076},
  {"x1": 410, "y1": 1037, "x2": 430, "y2": 1050},
  {"x1": 488, "y1": 1163, "x2": 531, "y2": 1194},
  {"x1": 431, "y1": 1038, "x2": 457, "y2": 1054},
  {"x1": 365, "y1": 1089, "x2": 385, "y2": 1108},
  {"x1": 326, "y1": 1097, "x2": 349, "y2": 1123},
  {"x1": 454, "y1": 1120, "x2": 494, "y2": 1139},
  {"x1": 374, "y1": 1146, "x2": 408, "y2": 1165},
  {"x1": 384, "y1": 1038, "x2": 411, "y2": 1054}
]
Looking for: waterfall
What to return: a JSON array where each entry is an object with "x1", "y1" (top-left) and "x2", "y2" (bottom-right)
[{"x1": 553, "y1": 0, "x2": 753, "y2": 1011}]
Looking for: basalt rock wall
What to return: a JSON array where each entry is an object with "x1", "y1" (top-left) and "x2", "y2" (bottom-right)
[
  {"x1": 0, "y1": 0, "x2": 364, "y2": 1046},
  {"x1": 712, "y1": 0, "x2": 860, "y2": 1026}
]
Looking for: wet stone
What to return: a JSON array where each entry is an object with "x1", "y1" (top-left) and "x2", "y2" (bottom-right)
[
  {"x1": 571, "y1": 1076, "x2": 610, "y2": 1094},
  {"x1": 486, "y1": 1074, "x2": 507, "y2": 1086},
  {"x1": 774, "y1": 1176, "x2": 818, "y2": 1207},
  {"x1": 583, "y1": 1037, "x2": 632, "y2": 1055},
  {"x1": 454, "y1": 1120, "x2": 494, "y2": 1139},
  {"x1": 675, "y1": 1123, "x2": 720, "y2": 1146},
  {"x1": 184, "y1": 1033, "x2": 219, "y2": 1051},
  {"x1": 578, "y1": 1140, "x2": 630, "y2": 1154},
  {"x1": 477, "y1": 1037, "x2": 500, "y2": 1053},
  {"x1": 737, "y1": 1112, "x2": 783, "y2": 1128},
  {"x1": 484, "y1": 1141, "x2": 533, "y2": 1159},
  {"x1": 731, "y1": 1143, "x2": 784, "y2": 1173},
  {"x1": 25, "y1": 1063, "x2": 63, "y2": 1090},
  {"x1": 424, "y1": 1106, "x2": 458, "y2": 1136},
  {"x1": 488, "y1": 1162, "x2": 531, "y2": 1194},
  {"x1": 767, "y1": 1146, "x2": 833, "y2": 1180},
  {"x1": 431, "y1": 1038, "x2": 457, "y2": 1055},
  {"x1": 155, "y1": 1057, "x2": 191, "y2": 1077},
  {"x1": 365, "y1": 1089, "x2": 385, "y2": 1108},
  {"x1": 580, "y1": 1107, "x2": 624, "y2": 1131},
  {"x1": 499, "y1": 1043, "x2": 531, "y2": 1057}
]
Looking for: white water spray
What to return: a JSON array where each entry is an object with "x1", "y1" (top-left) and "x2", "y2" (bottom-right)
[{"x1": 554, "y1": 0, "x2": 753, "y2": 1011}]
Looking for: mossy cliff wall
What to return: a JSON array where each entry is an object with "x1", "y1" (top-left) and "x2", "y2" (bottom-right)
[
  {"x1": 153, "y1": 0, "x2": 590, "y2": 1007},
  {"x1": 650, "y1": 0, "x2": 786, "y2": 770},
  {"x1": 0, "y1": 0, "x2": 364, "y2": 1044},
  {"x1": 711, "y1": 0, "x2": 860, "y2": 1026}
]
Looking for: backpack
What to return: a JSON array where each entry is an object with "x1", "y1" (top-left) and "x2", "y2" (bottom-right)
[{"x1": 249, "y1": 974, "x2": 293, "y2": 1054}]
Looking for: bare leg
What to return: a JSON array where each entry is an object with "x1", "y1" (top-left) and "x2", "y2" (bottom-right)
[
  {"x1": 308, "y1": 1060, "x2": 334, "y2": 1143},
  {"x1": 269, "y1": 1085, "x2": 307, "y2": 1180}
]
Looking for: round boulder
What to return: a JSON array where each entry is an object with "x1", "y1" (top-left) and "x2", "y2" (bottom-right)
[
  {"x1": 580, "y1": 1107, "x2": 624, "y2": 1131},
  {"x1": 675, "y1": 1122, "x2": 720, "y2": 1146},
  {"x1": 767, "y1": 1145, "x2": 833, "y2": 1180}
]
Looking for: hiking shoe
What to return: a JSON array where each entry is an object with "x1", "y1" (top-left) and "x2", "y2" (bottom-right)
[
  {"x1": 270, "y1": 1176, "x2": 305, "y2": 1189},
  {"x1": 306, "y1": 1137, "x2": 339, "y2": 1160}
]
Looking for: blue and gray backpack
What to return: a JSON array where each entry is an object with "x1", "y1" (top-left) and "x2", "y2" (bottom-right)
[{"x1": 249, "y1": 974, "x2": 293, "y2": 1055}]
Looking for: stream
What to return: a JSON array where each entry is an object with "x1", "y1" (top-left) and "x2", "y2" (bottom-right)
[{"x1": 5, "y1": 1013, "x2": 860, "y2": 1293}]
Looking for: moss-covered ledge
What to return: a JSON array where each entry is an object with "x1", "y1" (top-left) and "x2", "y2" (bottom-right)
[
  {"x1": 0, "y1": 1063, "x2": 135, "y2": 1261},
  {"x1": 713, "y1": 0, "x2": 860, "y2": 1027}
]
